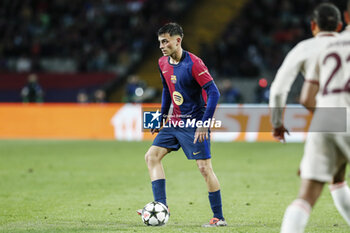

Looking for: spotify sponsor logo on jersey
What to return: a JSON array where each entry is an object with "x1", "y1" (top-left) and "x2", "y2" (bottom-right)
[{"x1": 172, "y1": 91, "x2": 184, "y2": 106}]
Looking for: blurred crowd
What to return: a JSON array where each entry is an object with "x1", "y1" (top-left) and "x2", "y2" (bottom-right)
[
  {"x1": 20, "y1": 73, "x2": 108, "y2": 103},
  {"x1": 201, "y1": 0, "x2": 345, "y2": 78},
  {"x1": 124, "y1": 74, "x2": 158, "y2": 103},
  {"x1": 200, "y1": 0, "x2": 347, "y2": 103},
  {"x1": 2, "y1": 0, "x2": 347, "y2": 103},
  {"x1": 76, "y1": 88, "x2": 107, "y2": 103},
  {"x1": 0, "y1": 0, "x2": 192, "y2": 73},
  {"x1": 20, "y1": 73, "x2": 43, "y2": 103}
]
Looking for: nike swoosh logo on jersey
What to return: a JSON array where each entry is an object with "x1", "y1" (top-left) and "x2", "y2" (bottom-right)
[
  {"x1": 162, "y1": 70, "x2": 168, "y2": 74},
  {"x1": 193, "y1": 151, "x2": 201, "y2": 155}
]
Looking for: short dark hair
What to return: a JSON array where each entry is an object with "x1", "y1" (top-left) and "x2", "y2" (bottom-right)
[
  {"x1": 158, "y1": 22, "x2": 184, "y2": 38},
  {"x1": 312, "y1": 3, "x2": 341, "y2": 31}
]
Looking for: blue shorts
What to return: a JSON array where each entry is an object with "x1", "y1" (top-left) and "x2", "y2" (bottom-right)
[{"x1": 152, "y1": 127, "x2": 211, "y2": 160}]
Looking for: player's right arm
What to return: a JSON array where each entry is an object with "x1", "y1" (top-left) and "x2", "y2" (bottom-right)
[
  {"x1": 152, "y1": 67, "x2": 171, "y2": 134},
  {"x1": 269, "y1": 44, "x2": 304, "y2": 141}
]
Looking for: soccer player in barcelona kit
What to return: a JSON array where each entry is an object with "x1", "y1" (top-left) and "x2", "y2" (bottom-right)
[{"x1": 138, "y1": 22, "x2": 227, "y2": 227}]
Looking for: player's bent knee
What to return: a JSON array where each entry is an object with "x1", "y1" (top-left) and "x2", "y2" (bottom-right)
[
  {"x1": 196, "y1": 159, "x2": 214, "y2": 177},
  {"x1": 198, "y1": 165, "x2": 212, "y2": 177},
  {"x1": 145, "y1": 147, "x2": 166, "y2": 165},
  {"x1": 145, "y1": 151, "x2": 157, "y2": 165}
]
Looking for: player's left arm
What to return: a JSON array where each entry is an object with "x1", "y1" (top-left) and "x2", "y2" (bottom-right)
[
  {"x1": 194, "y1": 81, "x2": 220, "y2": 143},
  {"x1": 191, "y1": 58, "x2": 220, "y2": 143},
  {"x1": 151, "y1": 66, "x2": 172, "y2": 134}
]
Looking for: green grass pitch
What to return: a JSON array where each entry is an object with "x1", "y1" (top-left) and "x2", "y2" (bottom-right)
[{"x1": 0, "y1": 140, "x2": 348, "y2": 232}]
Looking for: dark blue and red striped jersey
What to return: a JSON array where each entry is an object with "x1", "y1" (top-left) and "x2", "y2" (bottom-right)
[{"x1": 158, "y1": 50, "x2": 214, "y2": 121}]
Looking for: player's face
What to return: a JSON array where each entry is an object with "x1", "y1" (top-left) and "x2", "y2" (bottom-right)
[{"x1": 158, "y1": 33, "x2": 180, "y2": 56}]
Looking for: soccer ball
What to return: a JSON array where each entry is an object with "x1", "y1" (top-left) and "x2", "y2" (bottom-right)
[{"x1": 141, "y1": 201, "x2": 169, "y2": 226}]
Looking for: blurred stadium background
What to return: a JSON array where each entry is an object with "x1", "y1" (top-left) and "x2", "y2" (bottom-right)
[
  {"x1": 2, "y1": 1, "x2": 350, "y2": 232},
  {"x1": 2, "y1": 0, "x2": 348, "y2": 141},
  {"x1": 1, "y1": 0, "x2": 347, "y2": 104}
]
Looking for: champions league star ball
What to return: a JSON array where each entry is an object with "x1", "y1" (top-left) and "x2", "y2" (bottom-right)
[{"x1": 141, "y1": 201, "x2": 169, "y2": 226}]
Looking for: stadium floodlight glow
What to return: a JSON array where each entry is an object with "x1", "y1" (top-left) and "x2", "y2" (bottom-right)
[{"x1": 135, "y1": 87, "x2": 144, "y2": 97}]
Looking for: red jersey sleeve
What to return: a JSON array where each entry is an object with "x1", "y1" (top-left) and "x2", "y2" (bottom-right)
[{"x1": 191, "y1": 58, "x2": 213, "y2": 87}]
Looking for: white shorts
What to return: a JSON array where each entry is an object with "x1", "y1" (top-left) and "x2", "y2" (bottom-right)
[{"x1": 300, "y1": 133, "x2": 350, "y2": 182}]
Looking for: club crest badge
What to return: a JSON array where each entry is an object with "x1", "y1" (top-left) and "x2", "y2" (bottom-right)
[{"x1": 171, "y1": 75, "x2": 177, "y2": 84}]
